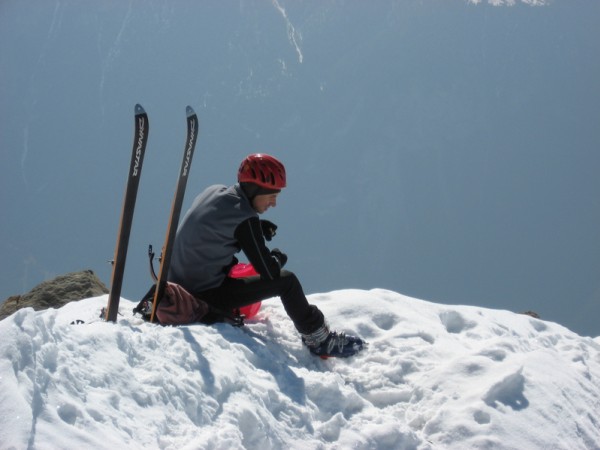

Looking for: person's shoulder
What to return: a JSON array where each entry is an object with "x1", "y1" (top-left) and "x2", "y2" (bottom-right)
[
  {"x1": 204, "y1": 184, "x2": 243, "y2": 206},
  {"x1": 189, "y1": 184, "x2": 229, "y2": 207}
]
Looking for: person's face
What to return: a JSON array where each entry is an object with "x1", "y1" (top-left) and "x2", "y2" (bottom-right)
[{"x1": 252, "y1": 193, "x2": 279, "y2": 214}]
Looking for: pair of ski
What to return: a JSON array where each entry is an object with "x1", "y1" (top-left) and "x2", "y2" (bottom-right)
[{"x1": 104, "y1": 104, "x2": 198, "y2": 323}]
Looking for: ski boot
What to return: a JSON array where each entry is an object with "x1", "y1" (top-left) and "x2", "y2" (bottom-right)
[{"x1": 302, "y1": 324, "x2": 364, "y2": 359}]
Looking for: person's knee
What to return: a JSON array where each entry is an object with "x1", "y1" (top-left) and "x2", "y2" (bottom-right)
[{"x1": 280, "y1": 269, "x2": 300, "y2": 286}]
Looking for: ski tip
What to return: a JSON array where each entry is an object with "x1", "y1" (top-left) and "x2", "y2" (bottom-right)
[
  {"x1": 135, "y1": 104, "x2": 146, "y2": 115},
  {"x1": 186, "y1": 105, "x2": 196, "y2": 118}
]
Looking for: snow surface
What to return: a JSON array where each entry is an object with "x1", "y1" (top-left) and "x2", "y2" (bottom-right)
[{"x1": 1, "y1": 289, "x2": 599, "y2": 450}]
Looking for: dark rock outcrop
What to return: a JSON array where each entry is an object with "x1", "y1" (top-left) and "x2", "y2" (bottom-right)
[{"x1": 0, "y1": 270, "x2": 108, "y2": 320}]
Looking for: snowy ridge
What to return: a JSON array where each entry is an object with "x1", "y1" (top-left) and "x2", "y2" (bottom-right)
[{"x1": 1, "y1": 289, "x2": 599, "y2": 449}]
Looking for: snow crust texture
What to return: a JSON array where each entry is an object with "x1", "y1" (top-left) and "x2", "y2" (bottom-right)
[{"x1": 1, "y1": 289, "x2": 599, "y2": 449}]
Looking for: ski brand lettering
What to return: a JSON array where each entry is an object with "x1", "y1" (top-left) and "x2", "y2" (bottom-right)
[
  {"x1": 132, "y1": 117, "x2": 146, "y2": 177},
  {"x1": 182, "y1": 120, "x2": 195, "y2": 177}
]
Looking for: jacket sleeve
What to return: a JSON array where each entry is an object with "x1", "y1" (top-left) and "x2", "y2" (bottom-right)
[{"x1": 234, "y1": 217, "x2": 282, "y2": 280}]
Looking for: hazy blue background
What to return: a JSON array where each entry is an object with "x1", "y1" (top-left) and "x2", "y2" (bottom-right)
[{"x1": 1, "y1": 0, "x2": 599, "y2": 337}]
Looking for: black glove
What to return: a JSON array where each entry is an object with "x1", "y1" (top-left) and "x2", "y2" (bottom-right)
[
  {"x1": 260, "y1": 220, "x2": 278, "y2": 241},
  {"x1": 270, "y1": 248, "x2": 288, "y2": 268}
]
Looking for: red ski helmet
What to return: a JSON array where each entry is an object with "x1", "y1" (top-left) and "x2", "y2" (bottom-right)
[{"x1": 237, "y1": 153, "x2": 287, "y2": 190}]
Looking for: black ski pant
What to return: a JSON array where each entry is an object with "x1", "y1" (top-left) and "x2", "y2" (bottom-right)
[{"x1": 197, "y1": 270, "x2": 324, "y2": 335}]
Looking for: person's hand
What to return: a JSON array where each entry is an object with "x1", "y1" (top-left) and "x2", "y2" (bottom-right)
[
  {"x1": 271, "y1": 248, "x2": 288, "y2": 268},
  {"x1": 261, "y1": 220, "x2": 278, "y2": 241}
]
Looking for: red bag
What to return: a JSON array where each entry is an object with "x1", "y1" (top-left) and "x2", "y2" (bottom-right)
[{"x1": 228, "y1": 263, "x2": 262, "y2": 318}]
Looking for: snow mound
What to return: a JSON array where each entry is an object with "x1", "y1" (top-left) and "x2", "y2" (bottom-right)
[{"x1": 1, "y1": 289, "x2": 599, "y2": 449}]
